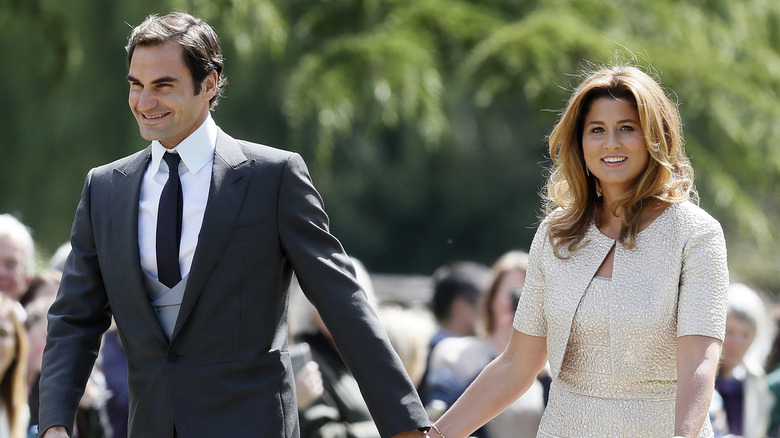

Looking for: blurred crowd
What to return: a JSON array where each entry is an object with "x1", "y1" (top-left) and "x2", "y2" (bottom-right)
[{"x1": 2, "y1": 211, "x2": 780, "y2": 438}]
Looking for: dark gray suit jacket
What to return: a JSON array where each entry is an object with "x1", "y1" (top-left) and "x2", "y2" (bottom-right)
[{"x1": 39, "y1": 130, "x2": 428, "y2": 437}]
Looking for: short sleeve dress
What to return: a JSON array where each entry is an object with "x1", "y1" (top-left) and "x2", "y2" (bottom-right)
[{"x1": 513, "y1": 202, "x2": 729, "y2": 438}]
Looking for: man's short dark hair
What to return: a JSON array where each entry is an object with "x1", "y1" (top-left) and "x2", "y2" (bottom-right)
[
  {"x1": 125, "y1": 12, "x2": 227, "y2": 108},
  {"x1": 430, "y1": 261, "x2": 491, "y2": 322}
]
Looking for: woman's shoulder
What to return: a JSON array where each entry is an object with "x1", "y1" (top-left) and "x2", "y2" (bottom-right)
[
  {"x1": 543, "y1": 206, "x2": 567, "y2": 220},
  {"x1": 536, "y1": 207, "x2": 568, "y2": 231},
  {"x1": 665, "y1": 201, "x2": 723, "y2": 231}
]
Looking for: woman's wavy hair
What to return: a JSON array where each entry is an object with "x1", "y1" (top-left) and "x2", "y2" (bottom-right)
[
  {"x1": 543, "y1": 65, "x2": 695, "y2": 257},
  {"x1": 0, "y1": 296, "x2": 28, "y2": 438}
]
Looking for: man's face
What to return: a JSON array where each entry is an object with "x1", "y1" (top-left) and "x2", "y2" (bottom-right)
[
  {"x1": 0, "y1": 235, "x2": 29, "y2": 301},
  {"x1": 127, "y1": 41, "x2": 216, "y2": 149}
]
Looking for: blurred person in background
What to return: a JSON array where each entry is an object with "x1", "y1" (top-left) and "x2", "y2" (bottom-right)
[
  {"x1": 23, "y1": 294, "x2": 54, "y2": 434},
  {"x1": 712, "y1": 283, "x2": 773, "y2": 438},
  {"x1": 98, "y1": 322, "x2": 129, "y2": 438},
  {"x1": 418, "y1": 261, "x2": 490, "y2": 407},
  {"x1": 427, "y1": 261, "x2": 491, "y2": 347},
  {"x1": 290, "y1": 258, "x2": 381, "y2": 438},
  {"x1": 0, "y1": 214, "x2": 34, "y2": 305},
  {"x1": 425, "y1": 251, "x2": 544, "y2": 437},
  {"x1": 0, "y1": 295, "x2": 29, "y2": 438},
  {"x1": 25, "y1": 293, "x2": 112, "y2": 438},
  {"x1": 378, "y1": 305, "x2": 435, "y2": 390},
  {"x1": 26, "y1": 247, "x2": 113, "y2": 437},
  {"x1": 19, "y1": 269, "x2": 61, "y2": 309},
  {"x1": 762, "y1": 310, "x2": 780, "y2": 438},
  {"x1": 46, "y1": 243, "x2": 71, "y2": 273}
]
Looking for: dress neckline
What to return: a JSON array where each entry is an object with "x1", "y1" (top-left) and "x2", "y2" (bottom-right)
[{"x1": 590, "y1": 202, "x2": 676, "y2": 242}]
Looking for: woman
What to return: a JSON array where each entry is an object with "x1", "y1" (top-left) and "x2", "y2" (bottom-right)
[
  {"x1": 430, "y1": 65, "x2": 729, "y2": 438},
  {"x1": 0, "y1": 295, "x2": 29, "y2": 438}
]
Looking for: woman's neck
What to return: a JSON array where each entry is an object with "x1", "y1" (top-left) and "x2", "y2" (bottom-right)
[
  {"x1": 595, "y1": 196, "x2": 667, "y2": 239},
  {"x1": 595, "y1": 204, "x2": 623, "y2": 239}
]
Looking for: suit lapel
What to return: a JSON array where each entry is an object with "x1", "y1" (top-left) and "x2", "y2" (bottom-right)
[
  {"x1": 172, "y1": 130, "x2": 252, "y2": 340},
  {"x1": 111, "y1": 149, "x2": 170, "y2": 343}
]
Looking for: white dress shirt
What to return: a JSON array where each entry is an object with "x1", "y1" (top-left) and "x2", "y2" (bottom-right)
[{"x1": 138, "y1": 115, "x2": 216, "y2": 282}]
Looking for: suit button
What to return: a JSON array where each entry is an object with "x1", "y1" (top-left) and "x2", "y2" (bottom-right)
[{"x1": 167, "y1": 352, "x2": 180, "y2": 363}]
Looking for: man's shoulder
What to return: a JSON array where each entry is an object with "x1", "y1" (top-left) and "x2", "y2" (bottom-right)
[
  {"x1": 218, "y1": 131, "x2": 300, "y2": 164},
  {"x1": 235, "y1": 138, "x2": 294, "y2": 160}
]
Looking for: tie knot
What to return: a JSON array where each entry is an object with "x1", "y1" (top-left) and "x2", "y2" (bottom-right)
[{"x1": 163, "y1": 152, "x2": 181, "y2": 172}]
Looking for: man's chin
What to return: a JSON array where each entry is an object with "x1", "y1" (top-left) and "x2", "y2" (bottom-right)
[{"x1": 137, "y1": 128, "x2": 162, "y2": 142}]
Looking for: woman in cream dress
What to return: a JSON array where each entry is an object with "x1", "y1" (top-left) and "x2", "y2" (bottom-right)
[{"x1": 430, "y1": 65, "x2": 728, "y2": 438}]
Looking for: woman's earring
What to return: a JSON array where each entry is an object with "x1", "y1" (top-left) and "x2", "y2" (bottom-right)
[{"x1": 586, "y1": 166, "x2": 590, "y2": 177}]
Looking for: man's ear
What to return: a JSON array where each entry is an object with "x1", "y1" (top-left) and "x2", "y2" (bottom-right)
[{"x1": 202, "y1": 70, "x2": 219, "y2": 100}]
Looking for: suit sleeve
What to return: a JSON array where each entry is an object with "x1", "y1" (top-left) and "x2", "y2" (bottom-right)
[
  {"x1": 38, "y1": 169, "x2": 113, "y2": 435},
  {"x1": 277, "y1": 153, "x2": 429, "y2": 436}
]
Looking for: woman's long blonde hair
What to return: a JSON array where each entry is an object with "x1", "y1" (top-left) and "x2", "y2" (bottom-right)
[
  {"x1": 0, "y1": 296, "x2": 28, "y2": 438},
  {"x1": 544, "y1": 65, "x2": 695, "y2": 257}
]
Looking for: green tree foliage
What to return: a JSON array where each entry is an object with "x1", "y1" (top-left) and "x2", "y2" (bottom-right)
[{"x1": 2, "y1": 0, "x2": 779, "y2": 293}]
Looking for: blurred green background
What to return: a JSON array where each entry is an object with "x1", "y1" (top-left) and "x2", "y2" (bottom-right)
[{"x1": 2, "y1": 0, "x2": 779, "y2": 294}]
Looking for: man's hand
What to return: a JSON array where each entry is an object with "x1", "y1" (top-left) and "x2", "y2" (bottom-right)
[
  {"x1": 41, "y1": 426, "x2": 69, "y2": 438},
  {"x1": 391, "y1": 429, "x2": 427, "y2": 438}
]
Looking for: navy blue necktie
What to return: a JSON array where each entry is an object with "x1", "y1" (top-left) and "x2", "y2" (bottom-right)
[{"x1": 157, "y1": 152, "x2": 183, "y2": 288}]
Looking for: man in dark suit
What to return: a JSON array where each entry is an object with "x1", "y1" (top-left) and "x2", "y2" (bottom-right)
[{"x1": 39, "y1": 12, "x2": 429, "y2": 438}]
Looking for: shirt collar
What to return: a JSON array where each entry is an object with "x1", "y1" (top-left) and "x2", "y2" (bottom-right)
[{"x1": 150, "y1": 114, "x2": 217, "y2": 174}]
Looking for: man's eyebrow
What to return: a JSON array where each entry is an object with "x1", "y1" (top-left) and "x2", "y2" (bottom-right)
[{"x1": 126, "y1": 75, "x2": 179, "y2": 84}]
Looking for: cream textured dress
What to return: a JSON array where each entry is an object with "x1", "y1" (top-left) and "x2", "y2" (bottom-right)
[{"x1": 513, "y1": 202, "x2": 729, "y2": 437}]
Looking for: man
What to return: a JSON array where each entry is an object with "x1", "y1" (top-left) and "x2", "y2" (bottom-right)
[
  {"x1": 39, "y1": 12, "x2": 428, "y2": 438},
  {"x1": 0, "y1": 214, "x2": 34, "y2": 302},
  {"x1": 428, "y1": 261, "x2": 491, "y2": 348}
]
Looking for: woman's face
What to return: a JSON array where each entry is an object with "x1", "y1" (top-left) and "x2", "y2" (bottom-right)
[
  {"x1": 491, "y1": 269, "x2": 526, "y2": 331},
  {"x1": 721, "y1": 314, "x2": 756, "y2": 372},
  {"x1": 0, "y1": 312, "x2": 18, "y2": 377},
  {"x1": 582, "y1": 97, "x2": 650, "y2": 198}
]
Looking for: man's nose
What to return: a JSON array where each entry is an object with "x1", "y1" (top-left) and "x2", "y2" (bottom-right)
[{"x1": 137, "y1": 88, "x2": 157, "y2": 110}]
